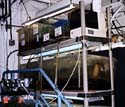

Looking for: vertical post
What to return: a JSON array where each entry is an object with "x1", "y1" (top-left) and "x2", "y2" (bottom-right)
[
  {"x1": 80, "y1": 0, "x2": 89, "y2": 107},
  {"x1": 78, "y1": 59, "x2": 81, "y2": 88},
  {"x1": 40, "y1": 48, "x2": 43, "y2": 68},
  {"x1": 58, "y1": 96, "x2": 62, "y2": 107},
  {"x1": 40, "y1": 47, "x2": 43, "y2": 92},
  {"x1": 107, "y1": 7, "x2": 115, "y2": 107},
  {"x1": 40, "y1": 95, "x2": 50, "y2": 107},
  {"x1": 35, "y1": 100, "x2": 39, "y2": 107},
  {"x1": 55, "y1": 43, "x2": 59, "y2": 85}
]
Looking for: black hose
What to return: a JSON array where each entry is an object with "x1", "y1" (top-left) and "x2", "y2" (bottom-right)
[
  {"x1": 112, "y1": 21, "x2": 123, "y2": 36},
  {"x1": 11, "y1": 0, "x2": 17, "y2": 5},
  {"x1": 4, "y1": 0, "x2": 8, "y2": 18},
  {"x1": 6, "y1": 50, "x2": 19, "y2": 71},
  {"x1": 4, "y1": 0, "x2": 10, "y2": 18},
  {"x1": 1, "y1": 0, "x2": 4, "y2": 19}
]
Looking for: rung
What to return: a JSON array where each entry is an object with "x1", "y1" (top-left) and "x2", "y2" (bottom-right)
[{"x1": 42, "y1": 93, "x2": 104, "y2": 102}]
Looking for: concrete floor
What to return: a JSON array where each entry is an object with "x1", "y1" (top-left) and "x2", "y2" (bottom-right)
[
  {"x1": 50, "y1": 103, "x2": 110, "y2": 107},
  {"x1": 51, "y1": 105, "x2": 110, "y2": 107}
]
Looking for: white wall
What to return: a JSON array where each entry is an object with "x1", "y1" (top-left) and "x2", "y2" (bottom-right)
[{"x1": 0, "y1": 0, "x2": 48, "y2": 79}]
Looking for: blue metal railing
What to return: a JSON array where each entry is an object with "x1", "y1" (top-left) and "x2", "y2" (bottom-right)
[{"x1": 3, "y1": 68, "x2": 72, "y2": 107}]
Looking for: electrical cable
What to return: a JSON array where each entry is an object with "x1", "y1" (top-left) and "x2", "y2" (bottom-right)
[
  {"x1": 28, "y1": 2, "x2": 40, "y2": 10},
  {"x1": 21, "y1": 1, "x2": 31, "y2": 21},
  {"x1": 48, "y1": 42, "x2": 81, "y2": 104},
  {"x1": 111, "y1": 9, "x2": 123, "y2": 36},
  {"x1": 8, "y1": 0, "x2": 13, "y2": 40},
  {"x1": 12, "y1": 46, "x2": 16, "y2": 70},
  {"x1": 115, "y1": 19, "x2": 124, "y2": 36},
  {"x1": 116, "y1": 19, "x2": 124, "y2": 29},
  {"x1": 1, "y1": 0, "x2": 4, "y2": 20},
  {"x1": 6, "y1": 49, "x2": 19, "y2": 71},
  {"x1": 112, "y1": 20, "x2": 123, "y2": 36},
  {"x1": 110, "y1": 3, "x2": 125, "y2": 37},
  {"x1": 6, "y1": 30, "x2": 9, "y2": 70},
  {"x1": 4, "y1": 0, "x2": 8, "y2": 18},
  {"x1": 11, "y1": 0, "x2": 17, "y2": 5}
]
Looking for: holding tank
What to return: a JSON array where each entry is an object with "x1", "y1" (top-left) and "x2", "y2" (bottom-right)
[{"x1": 19, "y1": 49, "x2": 115, "y2": 91}]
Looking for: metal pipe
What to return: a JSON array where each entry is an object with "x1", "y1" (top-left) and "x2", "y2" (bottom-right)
[
  {"x1": 9, "y1": 0, "x2": 13, "y2": 40},
  {"x1": 37, "y1": 100, "x2": 44, "y2": 107},
  {"x1": 111, "y1": 5, "x2": 124, "y2": 22},
  {"x1": 107, "y1": 7, "x2": 115, "y2": 107},
  {"x1": 40, "y1": 47, "x2": 43, "y2": 92},
  {"x1": 55, "y1": 43, "x2": 59, "y2": 85},
  {"x1": 4, "y1": 0, "x2": 8, "y2": 18},
  {"x1": 112, "y1": 26, "x2": 125, "y2": 29},
  {"x1": 80, "y1": 0, "x2": 89, "y2": 107},
  {"x1": 35, "y1": 101, "x2": 38, "y2": 107},
  {"x1": 39, "y1": 95, "x2": 50, "y2": 107},
  {"x1": 58, "y1": 96, "x2": 62, "y2": 107},
  {"x1": 1, "y1": 0, "x2": 4, "y2": 19}
]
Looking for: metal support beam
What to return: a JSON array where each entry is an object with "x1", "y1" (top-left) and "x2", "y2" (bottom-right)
[
  {"x1": 80, "y1": 0, "x2": 89, "y2": 107},
  {"x1": 107, "y1": 7, "x2": 115, "y2": 107},
  {"x1": 58, "y1": 96, "x2": 62, "y2": 107}
]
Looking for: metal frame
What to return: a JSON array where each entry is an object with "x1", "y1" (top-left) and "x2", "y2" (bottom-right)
[
  {"x1": 107, "y1": 7, "x2": 115, "y2": 107},
  {"x1": 18, "y1": 0, "x2": 123, "y2": 106},
  {"x1": 80, "y1": 0, "x2": 89, "y2": 107}
]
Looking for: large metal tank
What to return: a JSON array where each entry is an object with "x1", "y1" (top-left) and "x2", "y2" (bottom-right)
[{"x1": 19, "y1": 50, "x2": 114, "y2": 91}]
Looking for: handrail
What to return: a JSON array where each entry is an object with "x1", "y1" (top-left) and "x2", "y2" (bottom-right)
[{"x1": 3, "y1": 68, "x2": 72, "y2": 107}]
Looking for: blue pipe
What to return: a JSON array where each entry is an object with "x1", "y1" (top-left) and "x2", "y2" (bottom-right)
[{"x1": 39, "y1": 95, "x2": 50, "y2": 107}]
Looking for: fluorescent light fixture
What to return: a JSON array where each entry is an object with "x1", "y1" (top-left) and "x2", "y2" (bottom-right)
[
  {"x1": 23, "y1": 43, "x2": 82, "y2": 60},
  {"x1": 41, "y1": 49, "x2": 58, "y2": 56},
  {"x1": 24, "y1": 17, "x2": 43, "y2": 26},
  {"x1": 24, "y1": 4, "x2": 76, "y2": 26},
  {"x1": 42, "y1": 4, "x2": 76, "y2": 19},
  {"x1": 59, "y1": 44, "x2": 82, "y2": 53},
  {"x1": 23, "y1": 0, "x2": 92, "y2": 26},
  {"x1": 42, "y1": 44, "x2": 82, "y2": 56}
]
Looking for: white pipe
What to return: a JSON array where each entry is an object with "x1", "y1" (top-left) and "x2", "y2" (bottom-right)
[
  {"x1": 81, "y1": 0, "x2": 89, "y2": 107},
  {"x1": 111, "y1": 5, "x2": 124, "y2": 22},
  {"x1": 107, "y1": 7, "x2": 115, "y2": 107}
]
